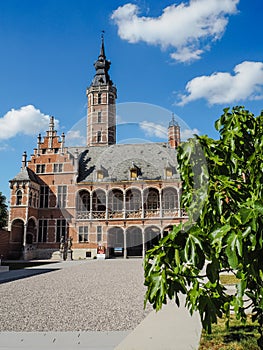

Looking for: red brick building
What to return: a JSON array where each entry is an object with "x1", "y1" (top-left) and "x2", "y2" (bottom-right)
[{"x1": 8, "y1": 37, "x2": 185, "y2": 260}]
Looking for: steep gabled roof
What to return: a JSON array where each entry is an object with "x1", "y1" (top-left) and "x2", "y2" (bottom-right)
[
  {"x1": 70, "y1": 142, "x2": 179, "y2": 183},
  {"x1": 10, "y1": 167, "x2": 40, "y2": 184}
]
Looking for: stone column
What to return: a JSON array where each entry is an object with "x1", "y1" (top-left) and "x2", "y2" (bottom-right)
[
  {"x1": 142, "y1": 229, "x2": 145, "y2": 259},
  {"x1": 123, "y1": 230, "x2": 127, "y2": 259}
]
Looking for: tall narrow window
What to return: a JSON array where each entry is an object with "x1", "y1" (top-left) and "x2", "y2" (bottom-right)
[
  {"x1": 38, "y1": 219, "x2": 48, "y2": 242},
  {"x1": 56, "y1": 219, "x2": 67, "y2": 242},
  {"x1": 98, "y1": 111, "x2": 102, "y2": 123},
  {"x1": 53, "y1": 164, "x2": 63, "y2": 173},
  {"x1": 36, "y1": 164, "x2": 45, "y2": 173},
  {"x1": 97, "y1": 131, "x2": 102, "y2": 143},
  {"x1": 97, "y1": 226, "x2": 102, "y2": 242},
  {"x1": 57, "y1": 185, "x2": 67, "y2": 208},
  {"x1": 29, "y1": 191, "x2": 33, "y2": 207},
  {"x1": 16, "y1": 190, "x2": 22, "y2": 205},
  {"x1": 98, "y1": 93, "x2": 101, "y2": 104},
  {"x1": 79, "y1": 226, "x2": 89, "y2": 242},
  {"x1": 39, "y1": 186, "x2": 49, "y2": 208}
]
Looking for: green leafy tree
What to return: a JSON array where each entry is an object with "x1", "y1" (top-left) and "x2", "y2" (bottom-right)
[
  {"x1": 144, "y1": 106, "x2": 263, "y2": 348},
  {"x1": 0, "y1": 192, "x2": 8, "y2": 229}
]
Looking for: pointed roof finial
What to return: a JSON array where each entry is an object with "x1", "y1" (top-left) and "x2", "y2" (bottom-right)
[
  {"x1": 92, "y1": 31, "x2": 113, "y2": 86},
  {"x1": 172, "y1": 113, "x2": 175, "y2": 125},
  {"x1": 169, "y1": 112, "x2": 179, "y2": 127},
  {"x1": 99, "y1": 30, "x2": 105, "y2": 59}
]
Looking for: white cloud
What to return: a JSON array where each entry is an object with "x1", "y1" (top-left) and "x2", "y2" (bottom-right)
[
  {"x1": 65, "y1": 130, "x2": 86, "y2": 146},
  {"x1": 139, "y1": 121, "x2": 167, "y2": 139},
  {"x1": 181, "y1": 128, "x2": 200, "y2": 140},
  {"x1": 0, "y1": 105, "x2": 56, "y2": 141},
  {"x1": 111, "y1": 0, "x2": 239, "y2": 62},
  {"x1": 139, "y1": 120, "x2": 199, "y2": 141},
  {"x1": 177, "y1": 61, "x2": 263, "y2": 105}
]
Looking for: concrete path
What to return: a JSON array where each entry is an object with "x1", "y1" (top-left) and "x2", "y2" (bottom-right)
[
  {"x1": 0, "y1": 331, "x2": 130, "y2": 350},
  {"x1": 115, "y1": 299, "x2": 202, "y2": 350}
]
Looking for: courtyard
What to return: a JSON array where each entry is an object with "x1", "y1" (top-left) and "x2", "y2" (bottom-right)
[{"x1": 0, "y1": 259, "x2": 151, "y2": 332}]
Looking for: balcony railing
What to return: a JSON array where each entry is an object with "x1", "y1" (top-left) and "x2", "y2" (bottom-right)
[{"x1": 76, "y1": 208, "x2": 187, "y2": 220}]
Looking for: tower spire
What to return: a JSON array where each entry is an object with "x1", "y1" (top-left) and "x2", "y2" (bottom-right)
[
  {"x1": 92, "y1": 32, "x2": 112, "y2": 87},
  {"x1": 99, "y1": 30, "x2": 105, "y2": 59}
]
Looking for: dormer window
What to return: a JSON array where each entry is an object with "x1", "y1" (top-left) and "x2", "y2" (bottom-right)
[
  {"x1": 130, "y1": 168, "x2": 138, "y2": 179},
  {"x1": 130, "y1": 162, "x2": 141, "y2": 180},
  {"x1": 97, "y1": 170, "x2": 104, "y2": 181},
  {"x1": 165, "y1": 167, "x2": 173, "y2": 179}
]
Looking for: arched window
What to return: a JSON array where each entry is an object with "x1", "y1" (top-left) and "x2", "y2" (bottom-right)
[
  {"x1": 108, "y1": 190, "x2": 123, "y2": 218},
  {"x1": 108, "y1": 190, "x2": 123, "y2": 211},
  {"x1": 77, "y1": 191, "x2": 90, "y2": 212},
  {"x1": 144, "y1": 188, "x2": 159, "y2": 210},
  {"x1": 76, "y1": 190, "x2": 90, "y2": 220},
  {"x1": 162, "y1": 188, "x2": 179, "y2": 217},
  {"x1": 16, "y1": 190, "x2": 22, "y2": 206},
  {"x1": 92, "y1": 190, "x2": 106, "y2": 219},
  {"x1": 126, "y1": 189, "x2": 141, "y2": 212}
]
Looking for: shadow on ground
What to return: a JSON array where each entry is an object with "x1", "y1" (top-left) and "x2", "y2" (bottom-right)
[{"x1": 0, "y1": 268, "x2": 60, "y2": 284}]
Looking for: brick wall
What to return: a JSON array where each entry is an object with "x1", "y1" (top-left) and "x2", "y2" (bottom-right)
[{"x1": 0, "y1": 229, "x2": 10, "y2": 259}]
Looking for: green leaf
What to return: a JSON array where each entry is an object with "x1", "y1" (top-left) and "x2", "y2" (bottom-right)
[{"x1": 206, "y1": 259, "x2": 219, "y2": 283}]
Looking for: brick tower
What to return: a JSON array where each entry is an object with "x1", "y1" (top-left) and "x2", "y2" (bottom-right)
[{"x1": 86, "y1": 33, "x2": 117, "y2": 146}]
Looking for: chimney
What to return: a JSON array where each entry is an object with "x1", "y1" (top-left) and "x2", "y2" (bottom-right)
[{"x1": 21, "y1": 151, "x2": 27, "y2": 169}]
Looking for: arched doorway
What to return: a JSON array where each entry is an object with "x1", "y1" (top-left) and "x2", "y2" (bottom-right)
[
  {"x1": 26, "y1": 218, "x2": 37, "y2": 244},
  {"x1": 145, "y1": 226, "x2": 161, "y2": 251},
  {"x1": 10, "y1": 219, "x2": 24, "y2": 259},
  {"x1": 126, "y1": 226, "x2": 143, "y2": 257},
  {"x1": 107, "y1": 227, "x2": 124, "y2": 258}
]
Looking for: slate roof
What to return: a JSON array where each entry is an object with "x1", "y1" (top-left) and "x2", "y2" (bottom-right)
[
  {"x1": 69, "y1": 143, "x2": 179, "y2": 183},
  {"x1": 10, "y1": 167, "x2": 40, "y2": 184}
]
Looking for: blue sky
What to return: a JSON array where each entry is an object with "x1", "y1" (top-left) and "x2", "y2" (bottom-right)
[{"x1": 0, "y1": 0, "x2": 263, "y2": 201}]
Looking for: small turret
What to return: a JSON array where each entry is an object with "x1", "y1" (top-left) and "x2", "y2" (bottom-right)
[
  {"x1": 21, "y1": 151, "x2": 27, "y2": 169},
  {"x1": 168, "y1": 113, "x2": 180, "y2": 149}
]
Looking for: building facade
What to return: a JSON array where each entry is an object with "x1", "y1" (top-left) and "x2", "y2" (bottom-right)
[{"x1": 8, "y1": 37, "x2": 185, "y2": 260}]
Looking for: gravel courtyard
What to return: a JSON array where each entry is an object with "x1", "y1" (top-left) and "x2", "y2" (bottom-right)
[{"x1": 0, "y1": 259, "x2": 152, "y2": 332}]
